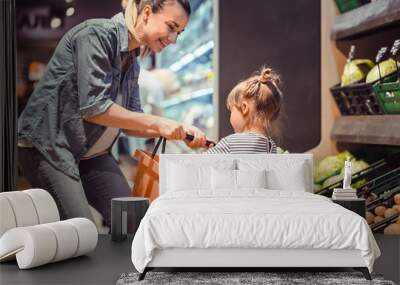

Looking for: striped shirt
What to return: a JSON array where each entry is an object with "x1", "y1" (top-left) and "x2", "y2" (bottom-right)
[{"x1": 206, "y1": 132, "x2": 277, "y2": 154}]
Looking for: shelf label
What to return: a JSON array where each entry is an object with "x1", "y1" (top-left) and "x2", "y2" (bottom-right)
[
  {"x1": 375, "y1": 47, "x2": 388, "y2": 63},
  {"x1": 391, "y1": 39, "x2": 400, "y2": 56}
]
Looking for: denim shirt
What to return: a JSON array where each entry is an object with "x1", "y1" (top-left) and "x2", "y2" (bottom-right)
[{"x1": 18, "y1": 13, "x2": 143, "y2": 180}]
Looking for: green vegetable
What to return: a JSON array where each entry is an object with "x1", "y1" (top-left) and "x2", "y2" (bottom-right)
[
  {"x1": 341, "y1": 59, "x2": 375, "y2": 87},
  {"x1": 366, "y1": 58, "x2": 400, "y2": 83},
  {"x1": 276, "y1": 147, "x2": 289, "y2": 154},
  {"x1": 340, "y1": 160, "x2": 369, "y2": 176},
  {"x1": 314, "y1": 184, "x2": 322, "y2": 192},
  {"x1": 322, "y1": 174, "x2": 343, "y2": 188},
  {"x1": 314, "y1": 151, "x2": 353, "y2": 184}
]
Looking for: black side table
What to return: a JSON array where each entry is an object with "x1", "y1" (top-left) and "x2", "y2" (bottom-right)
[
  {"x1": 332, "y1": 198, "x2": 366, "y2": 218},
  {"x1": 111, "y1": 197, "x2": 149, "y2": 242}
]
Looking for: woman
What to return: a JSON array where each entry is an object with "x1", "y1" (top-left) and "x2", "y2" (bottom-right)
[{"x1": 18, "y1": 0, "x2": 208, "y2": 227}]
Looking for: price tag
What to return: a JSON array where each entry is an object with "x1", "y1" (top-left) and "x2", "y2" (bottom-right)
[
  {"x1": 375, "y1": 47, "x2": 388, "y2": 63},
  {"x1": 391, "y1": 39, "x2": 400, "y2": 56},
  {"x1": 347, "y1": 45, "x2": 356, "y2": 63}
]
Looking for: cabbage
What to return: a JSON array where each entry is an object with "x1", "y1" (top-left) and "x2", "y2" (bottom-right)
[
  {"x1": 314, "y1": 151, "x2": 352, "y2": 184},
  {"x1": 320, "y1": 160, "x2": 369, "y2": 189},
  {"x1": 322, "y1": 174, "x2": 343, "y2": 188},
  {"x1": 341, "y1": 59, "x2": 375, "y2": 87},
  {"x1": 314, "y1": 184, "x2": 322, "y2": 192},
  {"x1": 336, "y1": 150, "x2": 353, "y2": 162},
  {"x1": 276, "y1": 147, "x2": 289, "y2": 154},
  {"x1": 366, "y1": 58, "x2": 400, "y2": 83},
  {"x1": 314, "y1": 156, "x2": 343, "y2": 184},
  {"x1": 340, "y1": 160, "x2": 369, "y2": 176}
]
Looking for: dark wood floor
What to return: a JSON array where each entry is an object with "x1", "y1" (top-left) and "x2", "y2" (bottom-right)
[
  {"x1": 1, "y1": 234, "x2": 398, "y2": 285},
  {"x1": 0, "y1": 235, "x2": 134, "y2": 285}
]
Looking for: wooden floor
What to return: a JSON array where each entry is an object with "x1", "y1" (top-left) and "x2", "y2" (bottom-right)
[
  {"x1": 0, "y1": 235, "x2": 134, "y2": 285},
  {"x1": 1, "y1": 234, "x2": 398, "y2": 285}
]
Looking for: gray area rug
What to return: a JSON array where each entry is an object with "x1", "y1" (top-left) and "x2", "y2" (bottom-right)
[{"x1": 116, "y1": 271, "x2": 395, "y2": 285}]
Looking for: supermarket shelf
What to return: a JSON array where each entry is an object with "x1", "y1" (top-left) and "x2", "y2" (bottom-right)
[
  {"x1": 331, "y1": 115, "x2": 400, "y2": 145},
  {"x1": 161, "y1": 88, "x2": 213, "y2": 109},
  {"x1": 331, "y1": 0, "x2": 400, "y2": 40}
]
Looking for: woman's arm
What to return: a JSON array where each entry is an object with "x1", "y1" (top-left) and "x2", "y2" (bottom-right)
[
  {"x1": 85, "y1": 103, "x2": 186, "y2": 140},
  {"x1": 121, "y1": 129, "x2": 160, "y2": 138}
]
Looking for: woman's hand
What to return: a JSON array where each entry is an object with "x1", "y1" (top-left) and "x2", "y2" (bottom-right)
[
  {"x1": 156, "y1": 118, "x2": 209, "y2": 148},
  {"x1": 183, "y1": 125, "x2": 208, "y2": 148},
  {"x1": 158, "y1": 121, "x2": 187, "y2": 140}
]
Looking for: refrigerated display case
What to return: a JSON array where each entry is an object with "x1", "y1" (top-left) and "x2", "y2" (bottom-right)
[{"x1": 156, "y1": 0, "x2": 214, "y2": 153}]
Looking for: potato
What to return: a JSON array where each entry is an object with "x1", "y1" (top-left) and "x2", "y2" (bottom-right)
[
  {"x1": 366, "y1": 212, "x2": 375, "y2": 224},
  {"x1": 375, "y1": 206, "x2": 386, "y2": 217},
  {"x1": 374, "y1": 216, "x2": 384, "y2": 224},
  {"x1": 384, "y1": 208, "x2": 398, "y2": 218},
  {"x1": 395, "y1": 193, "x2": 400, "y2": 205},
  {"x1": 384, "y1": 223, "x2": 400, "y2": 235},
  {"x1": 393, "y1": 205, "x2": 400, "y2": 212}
]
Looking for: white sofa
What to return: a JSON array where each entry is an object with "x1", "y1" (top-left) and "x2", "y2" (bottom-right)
[{"x1": 0, "y1": 189, "x2": 98, "y2": 269}]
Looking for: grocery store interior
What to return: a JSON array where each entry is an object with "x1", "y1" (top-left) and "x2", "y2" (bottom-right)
[{"x1": 1, "y1": 0, "x2": 400, "y2": 284}]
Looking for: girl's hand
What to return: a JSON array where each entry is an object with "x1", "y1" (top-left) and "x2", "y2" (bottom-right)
[{"x1": 184, "y1": 125, "x2": 208, "y2": 148}]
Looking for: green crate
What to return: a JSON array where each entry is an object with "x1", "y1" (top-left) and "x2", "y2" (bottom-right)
[
  {"x1": 335, "y1": 0, "x2": 361, "y2": 13},
  {"x1": 373, "y1": 79, "x2": 400, "y2": 114}
]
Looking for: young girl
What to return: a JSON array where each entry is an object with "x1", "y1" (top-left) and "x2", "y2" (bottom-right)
[{"x1": 207, "y1": 66, "x2": 282, "y2": 154}]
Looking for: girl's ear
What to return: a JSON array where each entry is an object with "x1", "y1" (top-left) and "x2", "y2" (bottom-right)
[{"x1": 240, "y1": 102, "x2": 249, "y2": 116}]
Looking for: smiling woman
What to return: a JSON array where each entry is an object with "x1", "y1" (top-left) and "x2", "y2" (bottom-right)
[
  {"x1": 122, "y1": 0, "x2": 191, "y2": 55},
  {"x1": 17, "y1": 0, "x2": 209, "y2": 229}
]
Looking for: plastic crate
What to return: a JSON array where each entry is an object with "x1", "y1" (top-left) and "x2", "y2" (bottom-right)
[
  {"x1": 335, "y1": 0, "x2": 361, "y2": 13},
  {"x1": 330, "y1": 73, "x2": 398, "y2": 116},
  {"x1": 373, "y1": 80, "x2": 400, "y2": 114},
  {"x1": 330, "y1": 82, "x2": 384, "y2": 115}
]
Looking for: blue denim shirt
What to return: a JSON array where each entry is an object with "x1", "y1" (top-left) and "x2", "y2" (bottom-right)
[{"x1": 18, "y1": 13, "x2": 143, "y2": 180}]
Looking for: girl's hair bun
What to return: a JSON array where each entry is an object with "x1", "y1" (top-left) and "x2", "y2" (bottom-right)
[{"x1": 259, "y1": 67, "x2": 280, "y2": 85}]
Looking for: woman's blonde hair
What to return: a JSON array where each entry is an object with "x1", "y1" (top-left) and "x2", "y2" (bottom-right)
[
  {"x1": 121, "y1": 0, "x2": 191, "y2": 57},
  {"x1": 226, "y1": 66, "x2": 283, "y2": 137}
]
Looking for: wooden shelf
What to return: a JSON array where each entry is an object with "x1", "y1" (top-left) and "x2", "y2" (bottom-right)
[
  {"x1": 331, "y1": 115, "x2": 400, "y2": 145},
  {"x1": 331, "y1": 0, "x2": 400, "y2": 40}
]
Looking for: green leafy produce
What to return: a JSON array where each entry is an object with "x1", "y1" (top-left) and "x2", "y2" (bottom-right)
[
  {"x1": 320, "y1": 159, "x2": 369, "y2": 189},
  {"x1": 322, "y1": 174, "x2": 343, "y2": 188},
  {"x1": 276, "y1": 147, "x2": 289, "y2": 154},
  {"x1": 314, "y1": 184, "x2": 322, "y2": 192},
  {"x1": 336, "y1": 150, "x2": 353, "y2": 162},
  {"x1": 366, "y1": 58, "x2": 400, "y2": 83},
  {"x1": 351, "y1": 179, "x2": 366, "y2": 189},
  {"x1": 341, "y1": 59, "x2": 375, "y2": 87},
  {"x1": 340, "y1": 160, "x2": 369, "y2": 175},
  {"x1": 314, "y1": 151, "x2": 352, "y2": 184}
]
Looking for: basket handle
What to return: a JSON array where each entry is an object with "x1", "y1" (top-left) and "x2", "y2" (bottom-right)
[{"x1": 151, "y1": 137, "x2": 166, "y2": 158}]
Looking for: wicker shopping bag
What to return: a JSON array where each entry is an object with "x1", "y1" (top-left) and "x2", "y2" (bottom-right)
[{"x1": 131, "y1": 137, "x2": 166, "y2": 202}]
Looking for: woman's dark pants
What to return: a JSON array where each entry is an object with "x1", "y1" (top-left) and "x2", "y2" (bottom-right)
[{"x1": 18, "y1": 147, "x2": 131, "y2": 228}]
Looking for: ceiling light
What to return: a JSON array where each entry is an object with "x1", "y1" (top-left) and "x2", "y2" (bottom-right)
[
  {"x1": 66, "y1": 7, "x2": 75, "y2": 16},
  {"x1": 50, "y1": 17, "x2": 62, "y2": 29}
]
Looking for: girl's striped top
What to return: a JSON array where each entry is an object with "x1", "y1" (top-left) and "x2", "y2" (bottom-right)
[{"x1": 206, "y1": 132, "x2": 277, "y2": 154}]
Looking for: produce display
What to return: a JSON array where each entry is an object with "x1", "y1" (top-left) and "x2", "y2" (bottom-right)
[
  {"x1": 366, "y1": 193, "x2": 400, "y2": 235},
  {"x1": 365, "y1": 58, "x2": 400, "y2": 83},
  {"x1": 314, "y1": 151, "x2": 369, "y2": 190},
  {"x1": 341, "y1": 59, "x2": 375, "y2": 87}
]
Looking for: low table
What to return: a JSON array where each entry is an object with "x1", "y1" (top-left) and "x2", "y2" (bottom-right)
[{"x1": 0, "y1": 235, "x2": 134, "y2": 285}]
